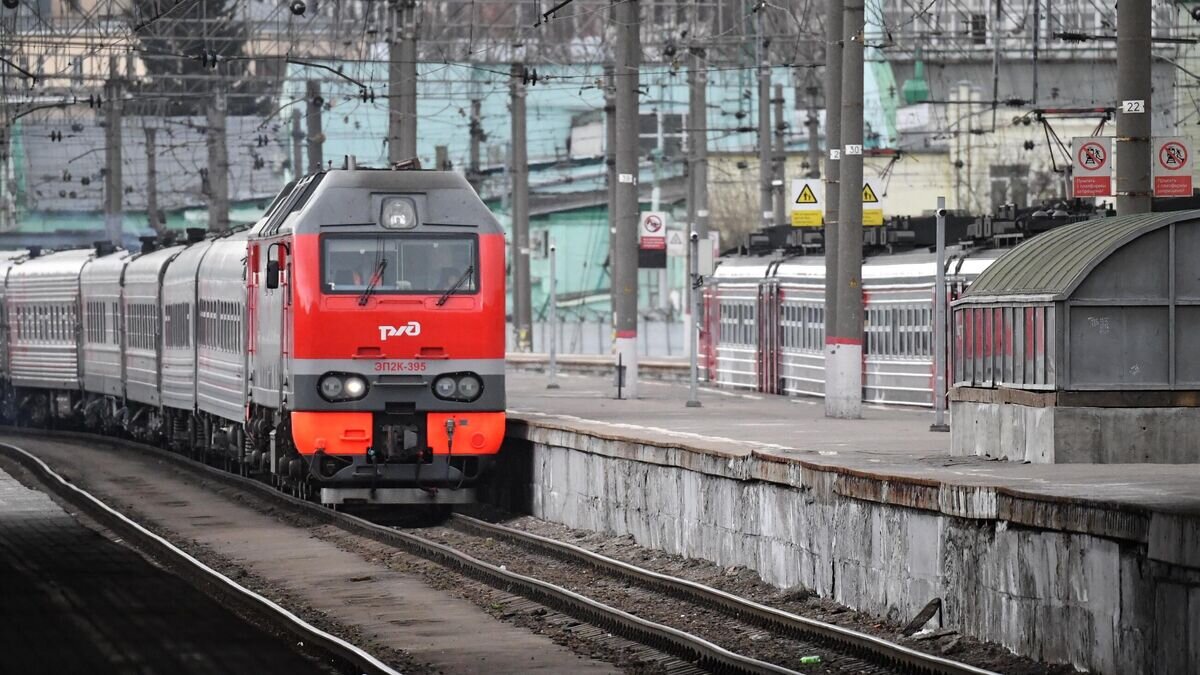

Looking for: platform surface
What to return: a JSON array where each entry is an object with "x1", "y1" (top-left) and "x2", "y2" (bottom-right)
[
  {"x1": 0, "y1": 466, "x2": 328, "y2": 674},
  {"x1": 506, "y1": 369, "x2": 1200, "y2": 520}
]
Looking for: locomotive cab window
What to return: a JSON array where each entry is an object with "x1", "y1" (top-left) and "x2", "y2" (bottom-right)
[{"x1": 321, "y1": 234, "x2": 478, "y2": 295}]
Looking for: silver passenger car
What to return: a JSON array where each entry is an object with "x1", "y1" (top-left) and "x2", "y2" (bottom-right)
[
  {"x1": 706, "y1": 248, "x2": 1000, "y2": 407},
  {"x1": 80, "y1": 250, "x2": 133, "y2": 397},
  {"x1": 194, "y1": 234, "x2": 249, "y2": 424},
  {"x1": 123, "y1": 245, "x2": 185, "y2": 407},
  {"x1": 7, "y1": 249, "x2": 95, "y2": 391},
  {"x1": 161, "y1": 240, "x2": 214, "y2": 413},
  {"x1": 0, "y1": 250, "x2": 29, "y2": 384}
]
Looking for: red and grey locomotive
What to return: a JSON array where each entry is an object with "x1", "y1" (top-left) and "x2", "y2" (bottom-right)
[{"x1": 0, "y1": 167, "x2": 506, "y2": 506}]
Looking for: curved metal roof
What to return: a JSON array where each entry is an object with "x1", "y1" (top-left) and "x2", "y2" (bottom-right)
[{"x1": 961, "y1": 210, "x2": 1200, "y2": 301}]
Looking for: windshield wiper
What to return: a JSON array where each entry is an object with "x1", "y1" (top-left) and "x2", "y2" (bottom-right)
[
  {"x1": 357, "y1": 258, "x2": 387, "y2": 306},
  {"x1": 437, "y1": 265, "x2": 474, "y2": 306}
]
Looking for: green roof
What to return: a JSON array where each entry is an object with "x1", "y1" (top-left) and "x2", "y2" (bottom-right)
[{"x1": 963, "y1": 210, "x2": 1200, "y2": 301}]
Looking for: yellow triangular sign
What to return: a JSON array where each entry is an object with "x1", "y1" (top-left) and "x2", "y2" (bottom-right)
[
  {"x1": 796, "y1": 184, "x2": 818, "y2": 205},
  {"x1": 862, "y1": 183, "x2": 880, "y2": 203}
]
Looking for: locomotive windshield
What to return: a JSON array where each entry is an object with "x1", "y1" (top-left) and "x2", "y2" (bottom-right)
[{"x1": 321, "y1": 234, "x2": 477, "y2": 295}]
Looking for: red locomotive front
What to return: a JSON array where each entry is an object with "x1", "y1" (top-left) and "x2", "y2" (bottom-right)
[{"x1": 247, "y1": 168, "x2": 505, "y2": 506}]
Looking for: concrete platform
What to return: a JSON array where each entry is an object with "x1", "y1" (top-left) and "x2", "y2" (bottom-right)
[
  {"x1": 498, "y1": 369, "x2": 1200, "y2": 675},
  {"x1": 0, "y1": 466, "x2": 326, "y2": 674}
]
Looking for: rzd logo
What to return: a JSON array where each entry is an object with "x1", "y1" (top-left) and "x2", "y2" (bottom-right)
[{"x1": 378, "y1": 322, "x2": 421, "y2": 340}]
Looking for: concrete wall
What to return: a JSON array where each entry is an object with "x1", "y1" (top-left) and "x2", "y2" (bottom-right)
[
  {"x1": 491, "y1": 424, "x2": 1200, "y2": 674},
  {"x1": 952, "y1": 400, "x2": 1200, "y2": 463}
]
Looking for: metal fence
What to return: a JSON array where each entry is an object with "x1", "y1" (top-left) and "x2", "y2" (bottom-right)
[{"x1": 507, "y1": 317, "x2": 686, "y2": 357}]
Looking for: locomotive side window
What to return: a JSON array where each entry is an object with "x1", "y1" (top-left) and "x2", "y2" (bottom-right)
[{"x1": 321, "y1": 234, "x2": 478, "y2": 295}]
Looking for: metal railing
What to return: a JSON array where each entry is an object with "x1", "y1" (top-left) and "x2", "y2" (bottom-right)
[{"x1": 508, "y1": 317, "x2": 685, "y2": 358}]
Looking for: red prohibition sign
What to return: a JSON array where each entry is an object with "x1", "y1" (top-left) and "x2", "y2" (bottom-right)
[
  {"x1": 1077, "y1": 142, "x2": 1107, "y2": 171},
  {"x1": 644, "y1": 214, "x2": 663, "y2": 233},
  {"x1": 1159, "y1": 142, "x2": 1188, "y2": 171}
]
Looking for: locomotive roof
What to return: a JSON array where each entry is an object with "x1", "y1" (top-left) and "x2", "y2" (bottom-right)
[{"x1": 254, "y1": 169, "x2": 501, "y2": 236}]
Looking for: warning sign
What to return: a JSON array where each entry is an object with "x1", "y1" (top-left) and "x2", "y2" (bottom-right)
[
  {"x1": 639, "y1": 211, "x2": 668, "y2": 250},
  {"x1": 790, "y1": 179, "x2": 823, "y2": 227},
  {"x1": 1071, "y1": 137, "x2": 1112, "y2": 198},
  {"x1": 666, "y1": 229, "x2": 686, "y2": 257},
  {"x1": 862, "y1": 179, "x2": 884, "y2": 226},
  {"x1": 1154, "y1": 137, "x2": 1193, "y2": 197}
]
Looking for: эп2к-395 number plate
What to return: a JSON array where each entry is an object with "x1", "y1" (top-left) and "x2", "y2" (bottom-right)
[{"x1": 373, "y1": 360, "x2": 428, "y2": 373}]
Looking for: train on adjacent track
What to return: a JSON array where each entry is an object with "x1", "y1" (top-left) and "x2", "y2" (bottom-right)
[
  {"x1": 699, "y1": 201, "x2": 1136, "y2": 406},
  {"x1": 701, "y1": 247, "x2": 1000, "y2": 406},
  {"x1": 0, "y1": 167, "x2": 507, "y2": 507}
]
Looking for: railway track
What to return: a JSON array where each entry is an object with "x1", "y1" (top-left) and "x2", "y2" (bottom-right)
[
  {"x1": 0, "y1": 439, "x2": 400, "y2": 675},
  {"x1": 1, "y1": 430, "x2": 997, "y2": 675},
  {"x1": 444, "y1": 515, "x2": 996, "y2": 675}
]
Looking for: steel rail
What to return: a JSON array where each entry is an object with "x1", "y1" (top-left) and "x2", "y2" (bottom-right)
[
  {"x1": 0, "y1": 430, "x2": 798, "y2": 675},
  {"x1": 0, "y1": 440, "x2": 402, "y2": 675},
  {"x1": 450, "y1": 514, "x2": 998, "y2": 675}
]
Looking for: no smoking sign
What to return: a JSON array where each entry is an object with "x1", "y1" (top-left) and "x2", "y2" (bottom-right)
[{"x1": 1154, "y1": 137, "x2": 1193, "y2": 198}]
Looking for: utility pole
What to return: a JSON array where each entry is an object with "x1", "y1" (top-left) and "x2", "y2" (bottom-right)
[
  {"x1": 144, "y1": 126, "x2": 163, "y2": 235},
  {"x1": 931, "y1": 196, "x2": 949, "y2": 432},
  {"x1": 990, "y1": 0, "x2": 1002, "y2": 130},
  {"x1": 805, "y1": 81, "x2": 820, "y2": 178},
  {"x1": 0, "y1": 96, "x2": 9, "y2": 233},
  {"x1": 291, "y1": 108, "x2": 304, "y2": 179},
  {"x1": 434, "y1": 144, "x2": 449, "y2": 171},
  {"x1": 605, "y1": 65, "x2": 617, "y2": 313},
  {"x1": 468, "y1": 98, "x2": 483, "y2": 192},
  {"x1": 822, "y1": 0, "x2": 843, "y2": 393},
  {"x1": 652, "y1": 101, "x2": 668, "y2": 315},
  {"x1": 306, "y1": 80, "x2": 324, "y2": 173},
  {"x1": 693, "y1": 56, "x2": 709, "y2": 241},
  {"x1": 547, "y1": 239, "x2": 560, "y2": 389},
  {"x1": 772, "y1": 82, "x2": 787, "y2": 227},
  {"x1": 1031, "y1": 0, "x2": 1040, "y2": 105},
  {"x1": 206, "y1": 84, "x2": 230, "y2": 233},
  {"x1": 103, "y1": 56, "x2": 123, "y2": 246},
  {"x1": 614, "y1": 0, "x2": 641, "y2": 398},
  {"x1": 827, "y1": 0, "x2": 864, "y2": 420},
  {"x1": 756, "y1": 18, "x2": 772, "y2": 231},
  {"x1": 1116, "y1": 0, "x2": 1151, "y2": 215},
  {"x1": 389, "y1": 0, "x2": 418, "y2": 163},
  {"x1": 511, "y1": 63, "x2": 532, "y2": 352},
  {"x1": 686, "y1": 49, "x2": 705, "y2": 357}
]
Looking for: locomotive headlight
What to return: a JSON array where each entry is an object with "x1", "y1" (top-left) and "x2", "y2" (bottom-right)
[
  {"x1": 432, "y1": 373, "x2": 483, "y2": 401},
  {"x1": 456, "y1": 374, "x2": 482, "y2": 400},
  {"x1": 433, "y1": 376, "x2": 458, "y2": 399},
  {"x1": 319, "y1": 375, "x2": 344, "y2": 400},
  {"x1": 319, "y1": 373, "x2": 369, "y2": 402},
  {"x1": 343, "y1": 376, "x2": 368, "y2": 399},
  {"x1": 380, "y1": 197, "x2": 418, "y2": 230}
]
